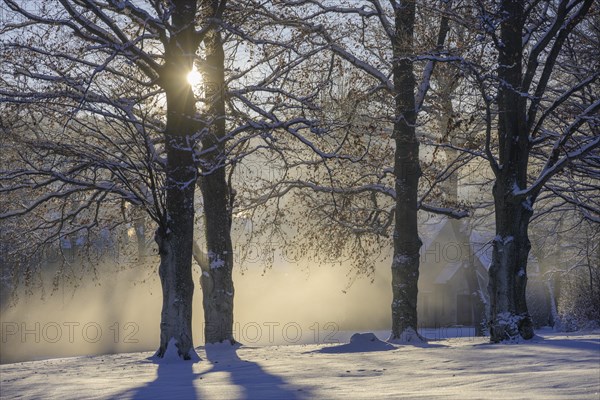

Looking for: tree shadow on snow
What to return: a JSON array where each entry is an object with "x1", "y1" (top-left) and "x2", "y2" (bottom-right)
[
  {"x1": 200, "y1": 343, "x2": 311, "y2": 399},
  {"x1": 534, "y1": 336, "x2": 599, "y2": 351},
  {"x1": 119, "y1": 356, "x2": 201, "y2": 400},
  {"x1": 471, "y1": 334, "x2": 600, "y2": 352},
  {"x1": 316, "y1": 341, "x2": 396, "y2": 354},
  {"x1": 401, "y1": 337, "x2": 450, "y2": 349},
  {"x1": 521, "y1": 335, "x2": 600, "y2": 352}
]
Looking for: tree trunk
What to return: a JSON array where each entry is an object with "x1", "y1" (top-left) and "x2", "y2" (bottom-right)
[
  {"x1": 200, "y1": 171, "x2": 235, "y2": 344},
  {"x1": 487, "y1": 0, "x2": 534, "y2": 342},
  {"x1": 134, "y1": 214, "x2": 146, "y2": 258},
  {"x1": 546, "y1": 279, "x2": 558, "y2": 329},
  {"x1": 154, "y1": 0, "x2": 199, "y2": 360},
  {"x1": 155, "y1": 121, "x2": 197, "y2": 358},
  {"x1": 463, "y1": 234, "x2": 486, "y2": 336},
  {"x1": 488, "y1": 191, "x2": 535, "y2": 341},
  {"x1": 155, "y1": 222, "x2": 195, "y2": 359},
  {"x1": 389, "y1": 0, "x2": 423, "y2": 342},
  {"x1": 199, "y1": 26, "x2": 236, "y2": 344},
  {"x1": 437, "y1": 66, "x2": 461, "y2": 203}
]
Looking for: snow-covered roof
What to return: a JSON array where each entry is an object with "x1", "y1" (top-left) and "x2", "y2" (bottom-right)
[
  {"x1": 469, "y1": 230, "x2": 541, "y2": 272},
  {"x1": 419, "y1": 217, "x2": 449, "y2": 251},
  {"x1": 434, "y1": 262, "x2": 462, "y2": 284},
  {"x1": 469, "y1": 230, "x2": 493, "y2": 270}
]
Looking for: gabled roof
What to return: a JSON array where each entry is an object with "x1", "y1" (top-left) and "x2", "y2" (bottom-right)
[
  {"x1": 469, "y1": 230, "x2": 493, "y2": 270},
  {"x1": 420, "y1": 217, "x2": 470, "y2": 252},
  {"x1": 469, "y1": 230, "x2": 541, "y2": 272},
  {"x1": 434, "y1": 262, "x2": 463, "y2": 284}
]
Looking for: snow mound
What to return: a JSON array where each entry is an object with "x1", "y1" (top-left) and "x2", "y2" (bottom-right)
[
  {"x1": 151, "y1": 338, "x2": 201, "y2": 363},
  {"x1": 350, "y1": 332, "x2": 387, "y2": 345},
  {"x1": 317, "y1": 332, "x2": 396, "y2": 353},
  {"x1": 203, "y1": 340, "x2": 242, "y2": 363},
  {"x1": 387, "y1": 327, "x2": 427, "y2": 344}
]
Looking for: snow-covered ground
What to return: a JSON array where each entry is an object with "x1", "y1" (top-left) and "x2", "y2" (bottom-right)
[{"x1": 1, "y1": 330, "x2": 598, "y2": 399}]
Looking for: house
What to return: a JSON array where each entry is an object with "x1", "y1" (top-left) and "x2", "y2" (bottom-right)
[
  {"x1": 417, "y1": 218, "x2": 551, "y2": 330},
  {"x1": 417, "y1": 218, "x2": 487, "y2": 328}
]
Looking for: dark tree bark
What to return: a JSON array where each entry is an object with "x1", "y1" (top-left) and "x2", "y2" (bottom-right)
[
  {"x1": 487, "y1": 0, "x2": 535, "y2": 342},
  {"x1": 199, "y1": 24, "x2": 236, "y2": 344},
  {"x1": 486, "y1": 0, "x2": 596, "y2": 342},
  {"x1": 154, "y1": 0, "x2": 200, "y2": 359},
  {"x1": 389, "y1": 0, "x2": 423, "y2": 342}
]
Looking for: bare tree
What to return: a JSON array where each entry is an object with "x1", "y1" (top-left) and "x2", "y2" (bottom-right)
[
  {"x1": 0, "y1": 0, "x2": 229, "y2": 359},
  {"x1": 467, "y1": 0, "x2": 599, "y2": 342},
  {"x1": 1, "y1": 0, "x2": 333, "y2": 356},
  {"x1": 238, "y1": 0, "x2": 467, "y2": 342}
]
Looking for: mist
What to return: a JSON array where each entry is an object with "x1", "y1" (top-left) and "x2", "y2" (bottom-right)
[
  {"x1": 0, "y1": 212, "x2": 495, "y2": 364},
  {"x1": 0, "y1": 253, "x2": 394, "y2": 364}
]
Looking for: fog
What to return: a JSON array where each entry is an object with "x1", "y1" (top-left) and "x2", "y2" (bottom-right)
[
  {"x1": 0, "y1": 212, "x2": 498, "y2": 364},
  {"x1": 0, "y1": 254, "x2": 394, "y2": 364}
]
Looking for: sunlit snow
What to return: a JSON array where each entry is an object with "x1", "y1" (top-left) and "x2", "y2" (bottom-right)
[{"x1": 1, "y1": 329, "x2": 598, "y2": 399}]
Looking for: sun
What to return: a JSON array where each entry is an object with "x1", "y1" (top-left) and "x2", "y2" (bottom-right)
[{"x1": 187, "y1": 68, "x2": 202, "y2": 86}]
